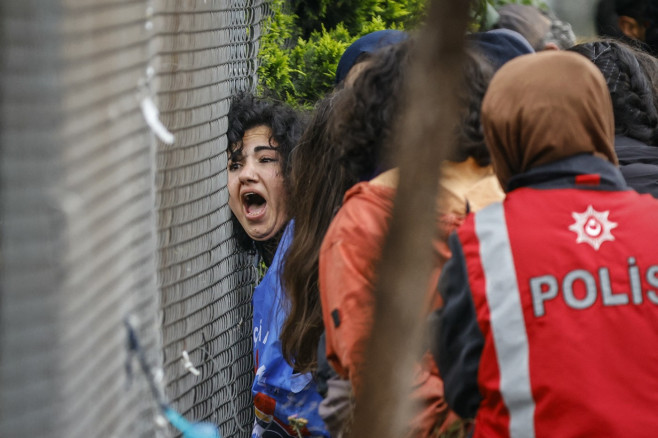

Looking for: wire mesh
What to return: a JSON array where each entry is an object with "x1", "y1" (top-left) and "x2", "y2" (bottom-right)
[
  {"x1": 0, "y1": 0, "x2": 264, "y2": 437},
  {"x1": 153, "y1": 1, "x2": 265, "y2": 436}
]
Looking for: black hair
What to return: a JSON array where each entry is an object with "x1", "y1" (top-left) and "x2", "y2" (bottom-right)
[
  {"x1": 227, "y1": 92, "x2": 306, "y2": 179},
  {"x1": 615, "y1": 0, "x2": 649, "y2": 18},
  {"x1": 596, "y1": 0, "x2": 658, "y2": 54},
  {"x1": 644, "y1": 1, "x2": 658, "y2": 55},
  {"x1": 226, "y1": 92, "x2": 307, "y2": 256},
  {"x1": 331, "y1": 40, "x2": 412, "y2": 182},
  {"x1": 280, "y1": 92, "x2": 349, "y2": 372},
  {"x1": 332, "y1": 41, "x2": 495, "y2": 177},
  {"x1": 450, "y1": 49, "x2": 495, "y2": 166},
  {"x1": 281, "y1": 40, "x2": 413, "y2": 372},
  {"x1": 597, "y1": 0, "x2": 648, "y2": 38},
  {"x1": 569, "y1": 40, "x2": 658, "y2": 145},
  {"x1": 596, "y1": 0, "x2": 621, "y2": 39},
  {"x1": 279, "y1": 40, "x2": 495, "y2": 372}
]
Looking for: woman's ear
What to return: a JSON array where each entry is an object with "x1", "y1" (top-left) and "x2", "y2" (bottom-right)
[{"x1": 618, "y1": 15, "x2": 646, "y2": 40}]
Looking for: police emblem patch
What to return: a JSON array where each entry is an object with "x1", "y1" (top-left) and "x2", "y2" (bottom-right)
[{"x1": 568, "y1": 205, "x2": 617, "y2": 250}]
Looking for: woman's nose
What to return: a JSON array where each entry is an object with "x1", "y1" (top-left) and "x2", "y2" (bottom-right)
[{"x1": 238, "y1": 160, "x2": 258, "y2": 183}]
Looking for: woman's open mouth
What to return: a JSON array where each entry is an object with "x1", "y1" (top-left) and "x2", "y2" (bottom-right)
[{"x1": 243, "y1": 192, "x2": 267, "y2": 218}]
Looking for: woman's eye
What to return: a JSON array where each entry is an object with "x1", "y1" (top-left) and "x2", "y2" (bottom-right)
[
  {"x1": 228, "y1": 162, "x2": 241, "y2": 171},
  {"x1": 260, "y1": 156, "x2": 278, "y2": 164}
]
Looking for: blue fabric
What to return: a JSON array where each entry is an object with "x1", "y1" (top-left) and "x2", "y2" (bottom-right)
[
  {"x1": 467, "y1": 28, "x2": 534, "y2": 70},
  {"x1": 614, "y1": 135, "x2": 658, "y2": 198},
  {"x1": 251, "y1": 222, "x2": 329, "y2": 437},
  {"x1": 334, "y1": 29, "x2": 408, "y2": 84}
]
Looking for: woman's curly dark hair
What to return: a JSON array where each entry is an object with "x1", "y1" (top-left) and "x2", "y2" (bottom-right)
[
  {"x1": 226, "y1": 92, "x2": 307, "y2": 254},
  {"x1": 280, "y1": 92, "x2": 351, "y2": 372},
  {"x1": 330, "y1": 40, "x2": 412, "y2": 182},
  {"x1": 451, "y1": 49, "x2": 495, "y2": 166},
  {"x1": 227, "y1": 92, "x2": 306, "y2": 179},
  {"x1": 330, "y1": 42, "x2": 495, "y2": 177},
  {"x1": 280, "y1": 43, "x2": 414, "y2": 373},
  {"x1": 569, "y1": 40, "x2": 658, "y2": 145},
  {"x1": 279, "y1": 41, "x2": 495, "y2": 372}
]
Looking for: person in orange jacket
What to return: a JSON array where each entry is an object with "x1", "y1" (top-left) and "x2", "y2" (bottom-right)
[{"x1": 317, "y1": 40, "x2": 504, "y2": 437}]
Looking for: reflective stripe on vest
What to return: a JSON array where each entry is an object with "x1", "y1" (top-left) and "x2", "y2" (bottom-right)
[{"x1": 475, "y1": 203, "x2": 536, "y2": 438}]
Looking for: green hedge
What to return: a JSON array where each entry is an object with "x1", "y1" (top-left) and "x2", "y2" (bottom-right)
[
  {"x1": 257, "y1": 0, "x2": 423, "y2": 108},
  {"x1": 257, "y1": 0, "x2": 546, "y2": 108}
]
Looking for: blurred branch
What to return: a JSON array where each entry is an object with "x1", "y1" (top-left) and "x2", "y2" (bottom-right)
[{"x1": 349, "y1": 0, "x2": 472, "y2": 437}]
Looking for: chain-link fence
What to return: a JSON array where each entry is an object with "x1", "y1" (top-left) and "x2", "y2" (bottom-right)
[{"x1": 0, "y1": 1, "x2": 266, "y2": 436}]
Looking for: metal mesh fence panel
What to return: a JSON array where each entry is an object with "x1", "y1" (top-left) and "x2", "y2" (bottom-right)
[
  {"x1": 0, "y1": 0, "x2": 264, "y2": 437},
  {"x1": 153, "y1": 1, "x2": 265, "y2": 436}
]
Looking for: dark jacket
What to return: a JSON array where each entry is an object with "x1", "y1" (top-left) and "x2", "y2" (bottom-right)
[{"x1": 615, "y1": 134, "x2": 658, "y2": 198}]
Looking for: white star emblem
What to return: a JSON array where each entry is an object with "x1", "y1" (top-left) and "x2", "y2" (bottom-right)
[{"x1": 568, "y1": 205, "x2": 617, "y2": 250}]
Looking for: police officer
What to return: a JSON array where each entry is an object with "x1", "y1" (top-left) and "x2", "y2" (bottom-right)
[{"x1": 435, "y1": 51, "x2": 658, "y2": 437}]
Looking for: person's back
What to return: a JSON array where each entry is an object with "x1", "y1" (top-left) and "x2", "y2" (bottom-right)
[
  {"x1": 437, "y1": 51, "x2": 658, "y2": 437},
  {"x1": 569, "y1": 40, "x2": 658, "y2": 198},
  {"x1": 454, "y1": 173, "x2": 658, "y2": 437},
  {"x1": 319, "y1": 40, "x2": 455, "y2": 437},
  {"x1": 319, "y1": 41, "x2": 505, "y2": 437}
]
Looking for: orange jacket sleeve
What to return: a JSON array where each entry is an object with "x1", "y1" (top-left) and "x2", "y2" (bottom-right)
[{"x1": 318, "y1": 183, "x2": 391, "y2": 393}]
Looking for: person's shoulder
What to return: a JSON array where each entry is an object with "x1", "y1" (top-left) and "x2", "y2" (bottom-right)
[
  {"x1": 347, "y1": 173, "x2": 397, "y2": 205},
  {"x1": 322, "y1": 181, "x2": 395, "y2": 251},
  {"x1": 344, "y1": 180, "x2": 395, "y2": 219}
]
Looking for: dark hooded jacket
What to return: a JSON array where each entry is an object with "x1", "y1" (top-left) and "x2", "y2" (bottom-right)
[{"x1": 615, "y1": 135, "x2": 658, "y2": 197}]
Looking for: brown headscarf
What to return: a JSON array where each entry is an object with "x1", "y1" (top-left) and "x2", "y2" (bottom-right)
[{"x1": 481, "y1": 51, "x2": 618, "y2": 190}]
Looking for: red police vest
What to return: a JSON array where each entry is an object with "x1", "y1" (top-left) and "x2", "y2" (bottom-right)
[{"x1": 458, "y1": 187, "x2": 658, "y2": 438}]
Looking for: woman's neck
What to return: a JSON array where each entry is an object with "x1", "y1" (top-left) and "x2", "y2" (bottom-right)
[{"x1": 254, "y1": 226, "x2": 286, "y2": 267}]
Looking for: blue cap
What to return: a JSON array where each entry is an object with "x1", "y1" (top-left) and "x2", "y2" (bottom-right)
[
  {"x1": 335, "y1": 30, "x2": 408, "y2": 84},
  {"x1": 467, "y1": 28, "x2": 535, "y2": 70}
]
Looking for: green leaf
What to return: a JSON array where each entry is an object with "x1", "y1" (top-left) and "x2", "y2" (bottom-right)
[{"x1": 257, "y1": 0, "x2": 427, "y2": 108}]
